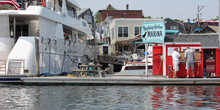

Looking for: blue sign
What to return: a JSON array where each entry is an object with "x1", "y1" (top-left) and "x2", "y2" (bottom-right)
[{"x1": 141, "y1": 21, "x2": 166, "y2": 43}]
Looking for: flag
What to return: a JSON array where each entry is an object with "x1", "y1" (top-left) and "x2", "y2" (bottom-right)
[{"x1": 0, "y1": 0, "x2": 20, "y2": 10}]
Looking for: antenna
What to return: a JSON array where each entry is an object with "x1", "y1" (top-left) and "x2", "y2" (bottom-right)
[{"x1": 197, "y1": 6, "x2": 205, "y2": 32}]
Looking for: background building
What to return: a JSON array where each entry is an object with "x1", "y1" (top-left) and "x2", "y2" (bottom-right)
[{"x1": 99, "y1": 4, "x2": 143, "y2": 22}]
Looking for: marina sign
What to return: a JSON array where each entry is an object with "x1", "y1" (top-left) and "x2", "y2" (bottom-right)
[{"x1": 141, "y1": 21, "x2": 165, "y2": 43}]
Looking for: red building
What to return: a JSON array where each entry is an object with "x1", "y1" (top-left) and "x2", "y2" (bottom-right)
[{"x1": 99, "y1": 4, "x2": 143, "y2": 22}]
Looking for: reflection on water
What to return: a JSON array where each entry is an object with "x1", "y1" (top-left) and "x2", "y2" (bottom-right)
[{"x1": 0, "y1": 84, "x2": 220, "y2": 110}]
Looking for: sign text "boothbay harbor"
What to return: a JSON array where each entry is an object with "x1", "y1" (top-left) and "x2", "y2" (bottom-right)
[{"x1": 143, "y1": 24, "x2": 163, "y2": 37}]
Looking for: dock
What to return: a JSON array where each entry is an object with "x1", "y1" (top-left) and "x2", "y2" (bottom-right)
[{"x1": 1, "y1": 75, "x2": 220, "y2": 85}]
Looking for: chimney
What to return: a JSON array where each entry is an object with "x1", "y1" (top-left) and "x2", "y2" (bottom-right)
[
  {"x1": 108, "y1": 4, "x2": 111, "y2": 10},
  {"x1": 126, "y1": 4, "x2": 129, "y2": 10}
]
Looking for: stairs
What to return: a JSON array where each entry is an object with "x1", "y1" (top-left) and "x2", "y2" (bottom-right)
[{"x1": 0, "y1": 63, "x2": 6, "y2": 74}]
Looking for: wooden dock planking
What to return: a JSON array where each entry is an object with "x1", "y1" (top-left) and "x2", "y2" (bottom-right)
[
  {"x1": 0, "y1": 74, "x2": 219, "y2": 85},
  {"x1": 17, "y1": 77, "x2": 220, "y2": 85}
]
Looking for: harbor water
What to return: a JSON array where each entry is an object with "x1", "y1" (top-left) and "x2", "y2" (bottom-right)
[{"x1": 0, "y1": 84, "x2": 219, "y2": 110}]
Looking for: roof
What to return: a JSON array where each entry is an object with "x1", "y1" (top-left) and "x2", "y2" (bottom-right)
[
  {"x1": 208, "y1": 26, "x2": 219, "y2": 33},
  {"x1": 115, "y1": 33, "x2": 219, "y2": 48},
  {"x1": 115, "y1": 34, "x2": 142, "y2": 45},
  {"x1": 99, "y1": 10, "x2": 142, "y2": 12},
  {"x1": 77, "y1": 8, "x2": 89, "y2": 16},
  {"x1": 165, "y1": 34, "x2": 219, "y2": 48},
  {"x1": 67, "y1": 0, "x2": 80, "y2": 10}
]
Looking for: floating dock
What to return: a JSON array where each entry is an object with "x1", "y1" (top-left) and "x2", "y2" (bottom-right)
[{"x1": 1, "y1": 75, "x2": 220, "y2": 85}]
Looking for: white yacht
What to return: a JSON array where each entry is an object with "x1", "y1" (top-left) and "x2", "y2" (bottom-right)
[{"x1": 0, "y1": 0, "x2": 94, "y2": 75}]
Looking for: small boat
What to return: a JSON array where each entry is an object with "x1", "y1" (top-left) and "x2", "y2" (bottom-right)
[
  {"x1": 123, "y1": 58, "x2": 152, "y2": 70},
  {"x1": 118, "y1": 46, "x2": 153, "y2": 74}
]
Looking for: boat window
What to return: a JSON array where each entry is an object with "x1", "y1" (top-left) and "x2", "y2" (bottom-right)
[
  {"x1": 67, "y1": 5, "x2": 77, "y2": 18},
  {"x1": 82, "y1": 21, "x2": 87, "y2": 27},
  {"x1": 63, "y1": 28, "x2": 72, "y2": 42}
]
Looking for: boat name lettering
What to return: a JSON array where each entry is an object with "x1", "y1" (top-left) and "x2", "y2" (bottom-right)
[
  {"x1": 143, "y1": 24, "x2": 163, "y2": 31},
  {"x1": 147, "y1": 31, "x2": 163, "y2": 37}
]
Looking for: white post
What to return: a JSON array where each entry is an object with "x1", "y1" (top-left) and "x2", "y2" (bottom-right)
[
  {"x1": 219, "y1": 0, "x2": 220, "y2": 48},
  {"x1": 163, "y1": 43, "x2": 166, "y2": 77},
  {"x1": 145, "y1": 43, "x2": 148, "y2": 76}
]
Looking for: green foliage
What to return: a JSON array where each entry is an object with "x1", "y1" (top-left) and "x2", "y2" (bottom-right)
[
  {"x1": 95, "y1": 12, "x2": 101, "y2": 23},
  {"x1": 144, "y1": 16, "x2": 152, "y2": 19},
  {"x1": 95, "y1": 5, "x2": 117, "y2": 23},
  {"x1": 210, "y1": 16, "x2": 219, "y2": 21},
  {"x1": 106, "y1": 5, "x2": 117, "y2": 10}
]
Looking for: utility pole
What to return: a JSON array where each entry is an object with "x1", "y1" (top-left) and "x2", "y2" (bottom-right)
[{"x1": 197, "y1": 6, "x2": 205, "y2": 32}]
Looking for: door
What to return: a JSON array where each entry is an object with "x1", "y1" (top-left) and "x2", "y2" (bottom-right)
[{"x1": 153, "y1": 46, "x2": 163, "y2": 75}]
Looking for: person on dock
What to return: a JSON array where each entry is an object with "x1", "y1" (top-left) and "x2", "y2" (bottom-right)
[
  {"x1": 185, "y1": 46, "x2": 195, "y2": 78},
  {"x1": 172, "y1": 47, "x2": 180, "y2": 78}
]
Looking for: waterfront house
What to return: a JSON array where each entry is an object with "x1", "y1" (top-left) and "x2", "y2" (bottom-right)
[{"x1": 164, "y1": 18, "x2": 186, "y2": 34}]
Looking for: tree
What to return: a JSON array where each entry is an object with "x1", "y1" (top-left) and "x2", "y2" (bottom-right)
[
  {"x1": 95, "y1": 12, "x2": 101, "y2": 23},
  {"x1": 95, "y1": 4, "x2": 117, "y2": 23},
  {"x1": 105, "y1": 5, "x2": 117, "y2": 10},
  {"x1": 145, "y1": 16, "x2": 152, "y2": 19}
]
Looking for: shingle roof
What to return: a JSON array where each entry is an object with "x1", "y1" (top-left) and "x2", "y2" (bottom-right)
[
  {"x1": 208, "y1": 26, "x2": 219, "y2": 33},
  {"x1": 165, "y1": 34, "x2": 219, "y2": 48}
]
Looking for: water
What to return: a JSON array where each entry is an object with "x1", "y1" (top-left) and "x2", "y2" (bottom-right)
[{"x1": 0, "y1": 84, "x2": 219, "y2": 110}]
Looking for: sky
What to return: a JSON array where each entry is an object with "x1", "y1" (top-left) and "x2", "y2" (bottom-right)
[{"x1": 76, "y1": 0, "x2": 218, "y2": 20}]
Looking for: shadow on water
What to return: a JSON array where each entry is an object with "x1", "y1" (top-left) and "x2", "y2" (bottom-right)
[{"x1": 0, "y1": 84, "x2": 220, "y2": 109}]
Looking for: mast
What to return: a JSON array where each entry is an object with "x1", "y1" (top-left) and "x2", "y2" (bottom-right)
[{"x1": 197, "y1": 6, "x2": 205, "y2": 32}]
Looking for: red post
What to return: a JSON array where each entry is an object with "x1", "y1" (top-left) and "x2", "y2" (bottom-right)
[{"x1": 216, "y1": 49, "x2": 220, "y2": 77}]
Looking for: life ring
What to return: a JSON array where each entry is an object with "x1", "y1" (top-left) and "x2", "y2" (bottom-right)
[{"x1": 41, "y1": 0, "x2": 46, "y2": 7}]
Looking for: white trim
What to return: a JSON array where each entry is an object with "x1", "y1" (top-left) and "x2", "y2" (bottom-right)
[
  {"x1": 165, "y1": 42, "x2": 201, "y2": 45},
  {"x1": 163, "y1": 43, "x2": 166, "y2": 77},
  {"x1": 113, "y1": 18, "x2": 163, "y2": 21}
]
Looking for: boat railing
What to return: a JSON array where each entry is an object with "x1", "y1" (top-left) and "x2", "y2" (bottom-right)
[
  {"x1": 7, "y1": 59, "x2": 25, "y2": 74},
  {"x1": 18, "y1": 1, "x2": 79, "y2": 19},
  {"x1": 18, "y1": 1, "x2": 43, "y2": 10},
  {"x1": 0, "y1": 60, "x2": 6, "y2": 74}
]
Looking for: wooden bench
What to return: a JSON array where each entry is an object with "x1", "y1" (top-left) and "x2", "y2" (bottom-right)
[{"x1": 71, "y1": 70, "x2": 99, "y2": 77}]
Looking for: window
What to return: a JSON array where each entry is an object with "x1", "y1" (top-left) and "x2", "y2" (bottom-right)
[
  {"x1": 170, "y1": 26, "x2": 178, "y2": 30},
  {"x1": 82, "y1": 21, "x2": 87, "y2": 27},
  {"x1": 118, "y1": 26, "x2": 128, "y2": 37},
  {"x1": 134, "y1": 26, "x2": 141, "y2": 35}
]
